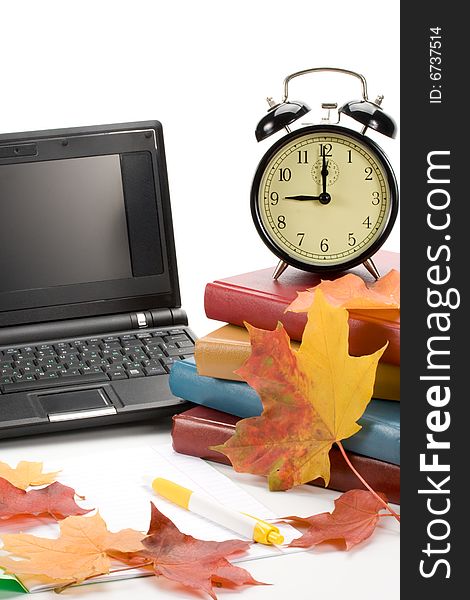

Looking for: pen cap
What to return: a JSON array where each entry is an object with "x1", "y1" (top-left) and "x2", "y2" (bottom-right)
[
  {"x1": 243, "y1": 513, "x2": 284, "y2": 545},
  {"x1": 152, "y1": 478, "x2": 192, "y2": 509}
]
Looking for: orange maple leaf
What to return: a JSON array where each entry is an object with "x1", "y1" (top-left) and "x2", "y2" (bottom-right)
[
  {"x1": 287, "y1": 269, "x2": 400, "y2": 313},
  {"x1": 0, "y1": 461, "x2": 59, "y2": 490},
  {"x1": 0, "y1": 512, "x2": 145, "y2": 585},
  {"x1": 284, "y1": 489, "x2": 388, "y2": 549},
  {"x1": 213, "y1": 290, "x2": 386, "y2": 491}
]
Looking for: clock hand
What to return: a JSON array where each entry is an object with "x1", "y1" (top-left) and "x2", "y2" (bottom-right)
[
  {"x1": 285, "y1": 194, "x2": 322, "y2": 201},
  {"x1": 318, "y1": 154, "x2": 331, "y2": 204},
  {"x1": 321, "y1": 154, "x2": 328, "y2": 195}
]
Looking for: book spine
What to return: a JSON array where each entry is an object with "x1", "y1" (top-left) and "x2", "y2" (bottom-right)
[
  {"x1": 171, "y1": 413, "x2": 400, "y2": 504},
  {"x1": 204, "y1": 282, "x2": 400, "y2": 366},
  {"x1": 169, "y1": 359, "x2": 262, "y2": 419},
  {"x1": 194, "y1": 337, "x2": 249, "y2": 382},
  {"x1": 204, "y1": 282, "x2": 306, "y2": 339},
  {"x1": 195, "y1": 333, "x2": 400, "y2": 401},
  {"x1": 169, "y1": 360, "x2": 400, "y2": 465}
]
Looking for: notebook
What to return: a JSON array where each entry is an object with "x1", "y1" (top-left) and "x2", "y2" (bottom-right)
[{"x1": 0, "y1": 122, "x2": 194, "y2": 439}]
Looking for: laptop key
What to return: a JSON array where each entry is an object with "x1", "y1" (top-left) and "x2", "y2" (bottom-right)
[
  {"x1": 160, "y1": 356, "x2": 182, "y2": 367},
  {"x1": 0, "y1": 372, "x2": 109, "y2": 393},
  {"x1": 108, "y1": 371, "x2": 128, "y2": 380},
  {"x1": 128, "y1": 368, "x2": 144, "y2": 378},
  {"x1": 164, "y1": 334, "x2": 189, "y2": 342},
  {"x1": 166, "y1": 347, "x2": 191, "y2": 357},
  {"x1": 143, "y1": 366, "x2": 166, "y2": 376},
  {"x1": 176, "y1": 340, "x2": 194, "y2": 348}
]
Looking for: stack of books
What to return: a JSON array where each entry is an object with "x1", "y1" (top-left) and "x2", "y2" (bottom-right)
[{"x1": 169, "y1": 250, "x2": 400, "y2": 504}]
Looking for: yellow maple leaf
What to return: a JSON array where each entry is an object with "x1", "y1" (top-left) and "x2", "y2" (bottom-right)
[
  {"x1": 0, "y1": 461, "x2": 60, "y2": 490},
  {"x1": 0, "y1": 512, "x2": 145, "y2": 585},
  {"x1": 213, "y1": 290, "x2": 387, "y2": 491}
]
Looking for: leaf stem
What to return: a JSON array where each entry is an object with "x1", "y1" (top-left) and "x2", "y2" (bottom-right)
[
  {"x1": 109, "y1": 561, "x2": 153, "y2": 573},
  {"x1": 336, "y1": 441, "x2": 400, "y2": 522},
  {"x1": 53, "y1": 562, "x2": 153, "y2": 594}
]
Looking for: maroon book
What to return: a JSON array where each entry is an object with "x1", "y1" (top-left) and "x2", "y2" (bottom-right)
[
  {"x1": 172, "y1": 405, "x2": 400, "y2": 504},
  {"x1": 204, "y1": 250, "x2": 400, "y2": 366}
]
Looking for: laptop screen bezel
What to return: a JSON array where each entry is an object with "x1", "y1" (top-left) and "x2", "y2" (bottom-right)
[{"x1": 0, "y1": 121, "x2": 181, "y2": 327}]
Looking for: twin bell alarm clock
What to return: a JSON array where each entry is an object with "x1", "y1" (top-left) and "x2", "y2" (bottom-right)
[{"x1": 250, "y1": 67, "x2": 398, "y2": 280}]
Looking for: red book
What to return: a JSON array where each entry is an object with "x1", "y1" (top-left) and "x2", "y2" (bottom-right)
[
  {"x1": 204, "y1": 250, "x2": 400, "y2": 365},
  {"x1": 172, "y1": 405, "x2": 400, "y2": 504}
]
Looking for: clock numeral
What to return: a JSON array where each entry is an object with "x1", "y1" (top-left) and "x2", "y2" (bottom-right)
[
  {"x1": 319, "y1": 143, "x2": 332, "y2": 157},
  {"x1": 297, "y1": 150, "x2": 308, "y2": 164},
  {"x1": 320, "y1": 238, "x2": 329, "y2": 252},
  {"x1": 277, "y1": 215, "x2": 287, "y2": 229},
  {"x1": 371, "y1": 191, "x2": 380, "y2": 205},
  {"x1": 348, "y1": 232, "x2": 356, "y2": 247},
  {"x1": 364, "y1": 167, "x2": 373, "y2": 181},
  {"x1": 270, "y1": 191, "x2": 279, "y2": 205},
  {"x1": 297, "y1": 232, "x2": 305, "y2": 246},
  {"x1": 278, "y1": 168, "x2": 292, "y2": 182},
  {"x1": 362, "y1": 216, "x2": 372, "y2": 228},
  {"x1": 347, "y1": 150, "x2": 352, "y2": 163}
]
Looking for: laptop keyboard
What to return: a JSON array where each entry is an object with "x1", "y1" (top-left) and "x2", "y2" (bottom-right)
[{"x1": 0, "y1": 328, "x2": 194, "y2": 394}]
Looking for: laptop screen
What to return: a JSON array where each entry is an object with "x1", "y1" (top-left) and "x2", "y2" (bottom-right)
[
  {"x1": 0, "y1": 122, "x2": 179, "y2": 326},
  {"x1": 0, "y1": 151, "x2": 167, "y2": 295},
  {"x1": 0, "y1": 155, "x2": 135, "y2": 292}
]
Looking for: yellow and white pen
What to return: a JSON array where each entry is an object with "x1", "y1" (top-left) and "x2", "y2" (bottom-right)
[{"x1": 152, "y1": 477, "x2": 284, "y2": 546}]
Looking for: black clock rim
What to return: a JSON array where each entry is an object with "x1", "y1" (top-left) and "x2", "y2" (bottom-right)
[{"x1": 250, "y1": 124, "x2": 399, "y2": 273}]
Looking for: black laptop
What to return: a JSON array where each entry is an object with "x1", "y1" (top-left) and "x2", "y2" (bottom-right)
[{"x1": 0, "y1": 121, "x2": 194, "y2": 439}]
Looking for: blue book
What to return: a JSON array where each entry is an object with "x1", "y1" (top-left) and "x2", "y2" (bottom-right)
[{"x1": 170, "y1": 356, "x2": 400, "y2": 466}]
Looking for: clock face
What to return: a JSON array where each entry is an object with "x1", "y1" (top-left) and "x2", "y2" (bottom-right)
[{"x1": 252, "y1": 125, "x2": 398, "y2": 270}]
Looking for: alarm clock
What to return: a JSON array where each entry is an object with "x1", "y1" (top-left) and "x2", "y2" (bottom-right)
[{"x1": 250, "y1": 67, "x2": 399, "y2": 280}]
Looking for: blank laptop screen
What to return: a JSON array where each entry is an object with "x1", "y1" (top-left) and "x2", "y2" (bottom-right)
[{"x1": 0, "y1": 153, "x2": 162, "y2": 294}]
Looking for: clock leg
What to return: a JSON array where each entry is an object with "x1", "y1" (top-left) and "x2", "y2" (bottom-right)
[
  {"x1": 363, "y1": 257, "x2": 380, "y2": 280},
  {"x1": 272, "y1": 260, "x2": 289, "y2": 280}
]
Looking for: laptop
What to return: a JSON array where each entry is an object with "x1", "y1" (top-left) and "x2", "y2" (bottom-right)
[{"x1": 0, "y1": 121, "x2": 194, "y2": 439}]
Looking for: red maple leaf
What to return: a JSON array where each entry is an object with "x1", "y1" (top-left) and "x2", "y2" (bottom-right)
[
  {"x1": 284, "y1": 490, "x2": 388, "y2": 550},
  {"x1": 140, "y1": 503, "x2": 264, "y2": 599},
  {"x1": 0, "y1": 477, "x2": 91, "y2": 520}
]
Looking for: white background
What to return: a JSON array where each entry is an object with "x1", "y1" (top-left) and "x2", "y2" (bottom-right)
[
  {"x1": 1, "y1": 2, "x2": 400, "y2": 599},
  {"x1": 1, "y1": 0, "x2": 400, "y2": 336}
]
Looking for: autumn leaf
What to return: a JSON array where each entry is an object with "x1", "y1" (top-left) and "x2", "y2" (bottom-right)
[
  {"x1": 140, "y1": 503, "x2": 264, "y2": 600},
  {"x1": 0, "y1": 478, "x2": 91, "y2": 520},
  {"x1": 213, "y1": 290, "x2": 386, "y2": 491},
  {"x1": 287, "y1": 269, "x2": 400, "y2": 313},
  {"x1": 0, "y1": 512, "x2": 145, "y2": 585},
  {"x1": 283, "y1": 490, "x2": 388, "y2": 549},
  {"x1": 0, "y1": 461, "x2": 59, "y2": 490}
]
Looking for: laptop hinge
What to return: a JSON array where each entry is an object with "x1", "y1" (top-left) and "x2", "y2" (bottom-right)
[
  {"x1": 0, "y1": 308, "x2": 188, "y2": 346},
  {"x1": 149, "y1": 308, "x2": 188, "y2": 328}
]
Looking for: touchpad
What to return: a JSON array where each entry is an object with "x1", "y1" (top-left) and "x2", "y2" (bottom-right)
[{"x1": 39, "y1": 389, "x2": 110, "y2": 415}]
